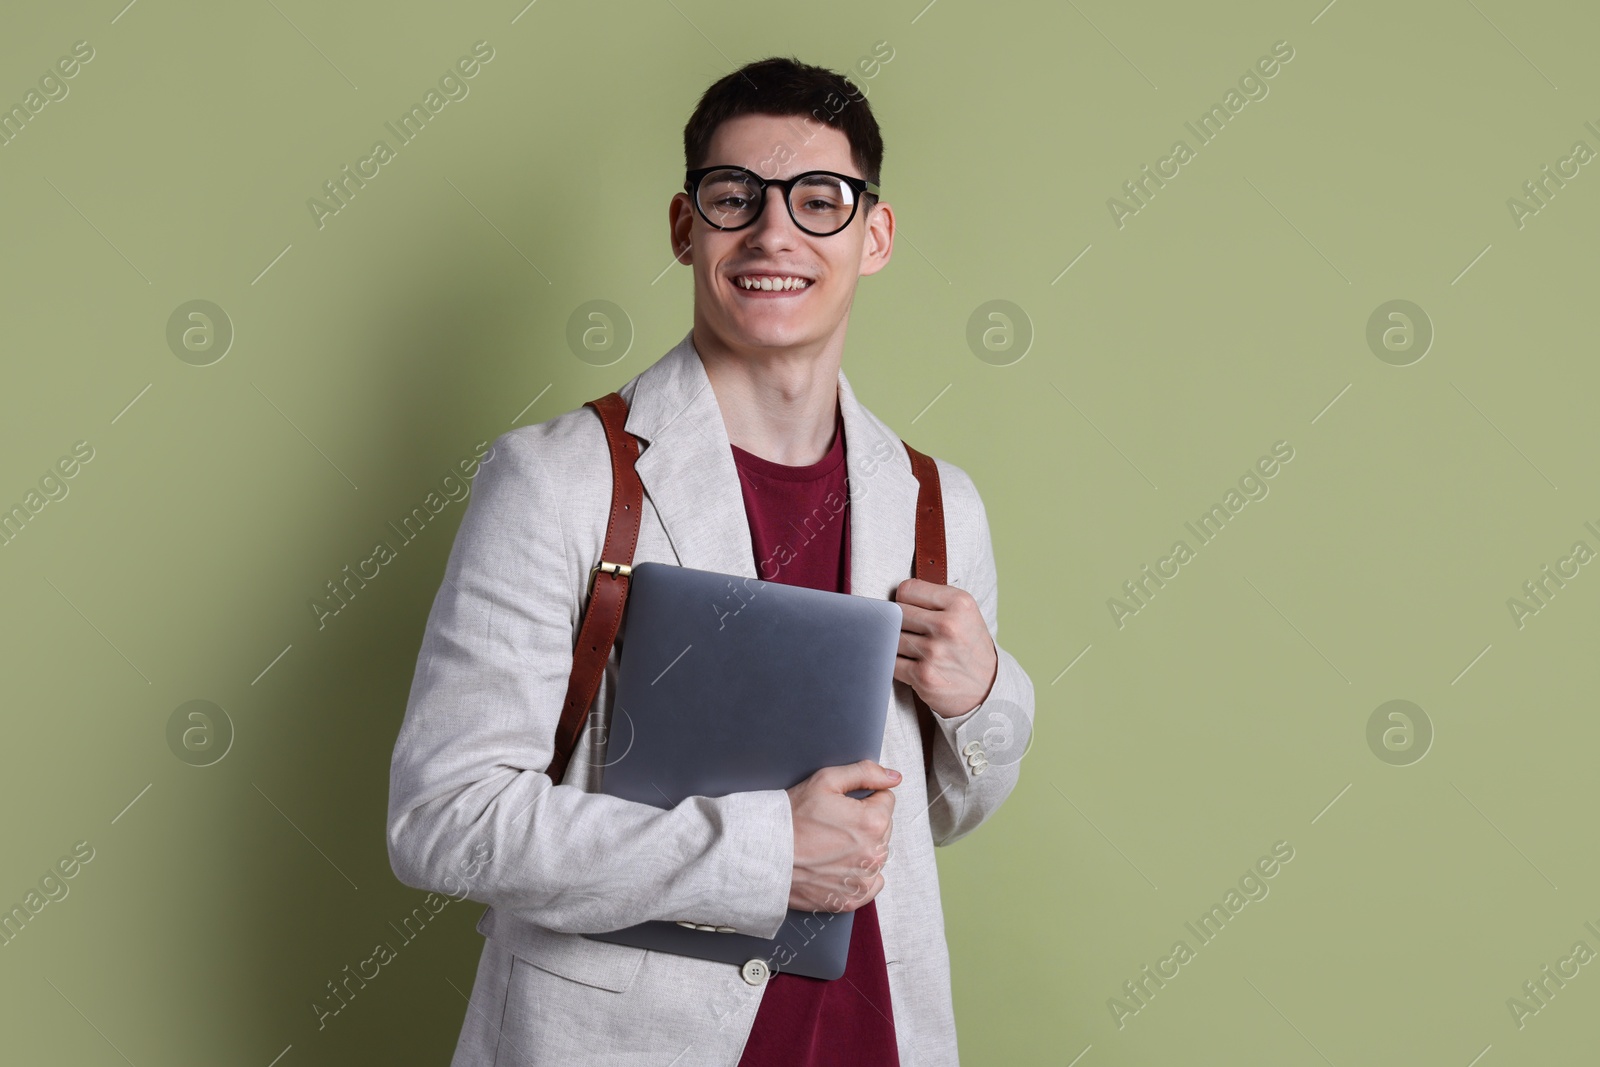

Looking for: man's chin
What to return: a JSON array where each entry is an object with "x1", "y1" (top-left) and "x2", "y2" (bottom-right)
[{"x1": 713, "y1": 313, "x2": 825, "y2": 352}]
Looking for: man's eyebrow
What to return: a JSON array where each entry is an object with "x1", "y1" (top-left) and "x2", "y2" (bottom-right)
[{"x1": 719, "y1": 165, "x2": 849, "y2": 179}]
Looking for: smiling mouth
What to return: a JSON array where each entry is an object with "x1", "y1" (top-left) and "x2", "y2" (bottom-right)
[{"x1": 730, "y1": 273, "x2": 813, "y2": 293}]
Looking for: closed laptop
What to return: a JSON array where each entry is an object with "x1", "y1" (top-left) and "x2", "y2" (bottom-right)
[{"x1": 584, "y1": 561, "x2": 901, "y2": 980}]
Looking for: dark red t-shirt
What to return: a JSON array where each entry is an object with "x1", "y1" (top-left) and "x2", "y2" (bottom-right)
[{"x1": 730, "y1": 406, "x2": 901, "y2": 1067}]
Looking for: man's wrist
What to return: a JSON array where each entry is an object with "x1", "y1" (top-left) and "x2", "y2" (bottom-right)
[{"x1": 935, "y1": 641, "x2": 998, "y2": 719}]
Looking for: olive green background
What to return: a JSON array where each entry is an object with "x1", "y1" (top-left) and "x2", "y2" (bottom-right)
[{"x1": 2, "y1": 0, "x2": 1597, "y2": 1063}]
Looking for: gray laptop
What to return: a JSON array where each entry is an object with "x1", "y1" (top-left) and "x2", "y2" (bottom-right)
[{"x1": 583, "y1": 560, "x2": 902, "y2": 980}]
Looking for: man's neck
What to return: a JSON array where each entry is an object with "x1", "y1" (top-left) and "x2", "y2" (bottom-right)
[{"x1": 694, "y1": 328, "x2": 843, "y2": 466}]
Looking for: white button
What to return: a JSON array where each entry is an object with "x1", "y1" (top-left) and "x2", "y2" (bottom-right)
[
  {"x1": 971, "y1": 761, "x2": 987, "y2": 776},
  {"x1": 963, "y1": 741, "x2": 982, "y2": 756},
  {"x1": 675, "y1": 920, "x2": 697, "y2": 929},
  {"x1": 967, "y1": 752, "x2": 986, "y2": 767},
  {"x1": 716, "y1": 926, "x2": 737, "y2": 933},
  {"x1": 741, "y1": 958, "x2": 771, "y2": 985},
  {"x1": 694, "y1": 923, "x2": 718, "y2": 931}
]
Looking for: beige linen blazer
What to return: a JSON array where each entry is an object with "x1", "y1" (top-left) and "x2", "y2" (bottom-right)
[{"x1": 386, "y1": 329, "x2": 1035, "y2": 1066}]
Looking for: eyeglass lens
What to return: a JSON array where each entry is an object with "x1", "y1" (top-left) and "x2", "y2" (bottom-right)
[{"x1": 697, "y1": 168, "x2": 862, "y2": 235}]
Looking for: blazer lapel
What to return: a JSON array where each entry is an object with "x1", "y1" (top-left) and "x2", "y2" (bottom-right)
[
  {"x1": 624, "y1": 332, "x2": 757, "y2": 579},
  {"x1": 837, "y1": 370, "x2": 921, "y2": 605}
]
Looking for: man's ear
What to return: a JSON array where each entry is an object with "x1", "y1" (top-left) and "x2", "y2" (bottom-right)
[
  {"x1": 859, "y1": 200, "x2": 894, "y2": 277},
  {"x1": 669, "y1": 193, "x2": 695, "y2": 264}
]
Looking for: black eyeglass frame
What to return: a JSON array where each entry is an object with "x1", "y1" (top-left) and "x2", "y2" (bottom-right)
[{"x1": 683, "y1": 165, "x2": 882, "y2": 237}]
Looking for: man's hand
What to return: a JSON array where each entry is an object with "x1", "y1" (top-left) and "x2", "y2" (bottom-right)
[
  {"x1": 786, "y1": 760, "x2": 900, "y2": 913},
  {"x1": 893, "y1": 577, "x2": 999, "y2": 718}
]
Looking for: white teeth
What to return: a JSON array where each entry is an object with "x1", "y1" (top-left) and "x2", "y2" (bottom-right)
[{"x1": 736, "y1": 275, "x2": 809, "y2": 290}]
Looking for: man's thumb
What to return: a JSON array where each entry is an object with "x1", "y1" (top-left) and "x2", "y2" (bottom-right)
[{"x1": 835, "y1": 759, "x2": 902, "y2": 793}]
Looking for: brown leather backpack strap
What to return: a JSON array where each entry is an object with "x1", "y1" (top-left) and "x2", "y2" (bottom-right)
[
  {"x1": 901, "y1": 441, "x2": 948, "y2": 779},
  {"x1": 548, "y1": 392, "x2": 643, "y2": 786}
]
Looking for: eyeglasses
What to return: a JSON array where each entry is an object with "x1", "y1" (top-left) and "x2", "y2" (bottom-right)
[{"x1": 684, "y1": 165, "x2": 881, "y2": 237}]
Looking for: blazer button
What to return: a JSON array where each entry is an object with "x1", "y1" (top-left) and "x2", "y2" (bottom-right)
[
  {"x1": 694, "y1": 923, "x2": 718, "y2": 931},
  {"x1": 716, "y1": 926, "x2": 737, "y2": 933},
  {"x1": 675, "y1": 920, "x2": 698, "y2": 929},
  {"x1": 963, "y1": 740, "x2": 983, "y2": 756},
  {"x1": 741, "y1": 958, "x2": 771, "y2": 986}
]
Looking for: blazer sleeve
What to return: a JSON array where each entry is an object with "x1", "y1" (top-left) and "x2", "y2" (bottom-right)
[
  {"x1": 922, "y1": 459, "x2": 1035, "y2": 847},
  {"x1": 385, "y1": 427, "x2": 795, "y2": 939}
]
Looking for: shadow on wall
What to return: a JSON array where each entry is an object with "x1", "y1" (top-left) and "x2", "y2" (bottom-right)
[{"x1": 227, "y1": 197, "x2": 606, "y2": 1061}]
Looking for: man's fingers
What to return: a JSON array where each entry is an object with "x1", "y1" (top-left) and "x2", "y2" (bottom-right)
[
  {"x1": 896, "y1": 600, "x2": 939, "y2": 637},
  {"x1": 814, "y1": 758, "x2": 902, "y2": 795},
  {"x1": 897, "y1": 628, "x2": 933, "y2": 661},
  {"x1": 894, "y1": 577, "x2": 954, "y2": 609},
  {"x1": 837, "y1": 873, "x2": 885, "y2": 913},
  {"x1": 863, "y1": 791, "x2": 896, "y2": 839}
]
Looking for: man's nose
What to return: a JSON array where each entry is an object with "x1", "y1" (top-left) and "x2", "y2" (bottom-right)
[{"x1": 748, "y1": 184, "x2": 798, "y2": 241}]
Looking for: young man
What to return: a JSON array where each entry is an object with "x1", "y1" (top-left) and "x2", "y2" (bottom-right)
[{"x1": 387, "y1": 57, "x2": 1035, "y2": 1065}]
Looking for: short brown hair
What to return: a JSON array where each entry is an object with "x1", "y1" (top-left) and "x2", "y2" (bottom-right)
[{"x1": 682, "y1": 56, "x2": 884, "y2": 189}]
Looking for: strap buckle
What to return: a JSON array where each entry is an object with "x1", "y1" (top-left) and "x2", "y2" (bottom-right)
[{"x1": 587, "y1": 561, "x2": 633, "y2": 597}]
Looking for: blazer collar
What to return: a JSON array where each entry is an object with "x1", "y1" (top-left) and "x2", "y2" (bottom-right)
[{"x1": 620, "y1": 329, "x2": 920, "y2": 603}]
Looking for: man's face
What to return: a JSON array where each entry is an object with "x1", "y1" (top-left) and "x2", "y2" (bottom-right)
[{"x1": 670, "y1": 113, "x2": 893, "y2": 355}]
